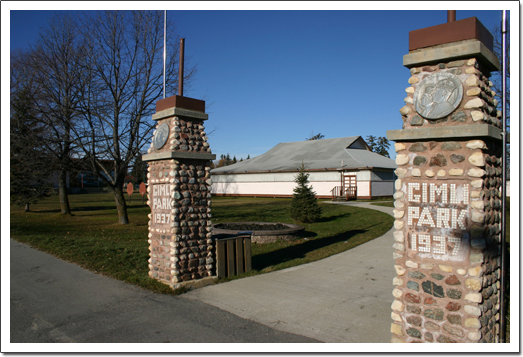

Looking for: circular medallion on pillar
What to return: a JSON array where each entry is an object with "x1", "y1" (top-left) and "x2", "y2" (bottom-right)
[
  {"x1": 152, "y1": 123, "x2": 170, "y2": 150},
  {"x1": 414, "y1": 72, "x2": 463, "y2": 119}
]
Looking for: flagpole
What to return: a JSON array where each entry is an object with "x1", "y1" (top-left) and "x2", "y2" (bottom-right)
[
  {"x1": 499, "y1": 9, "x2": 508, "y2": 344},
  {"x1": 163, "y1": 10, "x2": 166, "y2": 99}
]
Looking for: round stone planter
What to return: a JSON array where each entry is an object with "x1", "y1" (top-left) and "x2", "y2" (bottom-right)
[{"x1": 212, "y1": 222, "x2": 305, "y2": 244}]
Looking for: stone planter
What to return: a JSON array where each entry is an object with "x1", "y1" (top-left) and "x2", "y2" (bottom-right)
[{"x1": 213, "y1": 222, "x2": 305, "y2": 244}]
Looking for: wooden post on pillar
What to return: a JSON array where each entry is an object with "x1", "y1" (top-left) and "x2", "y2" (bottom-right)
[
  {"x1": 178, "y1": 38, "x2": 185, "y2": 97},
  {"x1": 447, "y1": 10, "x2": 456, "y2": 23}
]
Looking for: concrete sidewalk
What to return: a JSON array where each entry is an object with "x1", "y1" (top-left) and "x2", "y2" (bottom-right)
[
  {"x1": 9, "y1": 240, "x2": 318, "y2": 345},
  {"x1": 182, "y1": 202, "x2": 395, "y2": 343}
]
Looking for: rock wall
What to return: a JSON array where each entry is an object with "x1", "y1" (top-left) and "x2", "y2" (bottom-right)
[
  {"x1": 387, "y1": 29, "x2": 502, "y2": 342},
  {"x1": 391, "y1": 136, "x2": 503, "y2": 342},
  {"x1": 143, "y1": 100, "x2": 216, "y2": 288}
]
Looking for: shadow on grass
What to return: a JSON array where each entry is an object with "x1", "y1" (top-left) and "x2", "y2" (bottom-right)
[
  {"x1": 73, "y1": 204, "x2": 148, "y2": 212},
  {"x1": 314, "y1": 213, "x2": 351, "y2": 223},
  {"x1": 28, "y1": 209, "x2": 64, "y2": 214},
  {"x1": 252, "y1": 229, "x2": 365, "y2": 271},
  {"x1": 301, "y1": 230, "x2": 318, "y2": 239},
  {"x1": 29, "y1": 204, "x2": 149, "y2": 215},
  {"x1": 216, "y1": 213, "x2": 351, "y2": 225}
]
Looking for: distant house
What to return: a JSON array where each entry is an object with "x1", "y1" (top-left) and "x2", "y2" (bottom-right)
[
  {"x1": 211, "y1": 136, "x2": 397, "y2": 200},
  {"x1": 71, "y1": 158, "x2": 117, "y2": 188},
  {"x1": 49, "y1": 158, "x2": 116, "y2": 190}
]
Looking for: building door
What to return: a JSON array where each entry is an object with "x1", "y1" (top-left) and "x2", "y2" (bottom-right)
[{"x1": 343, "y1": 174, "x2": 357, "y2": 200}]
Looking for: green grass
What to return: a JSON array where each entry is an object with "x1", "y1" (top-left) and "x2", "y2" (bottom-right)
[
  {"x1": 212, "y1": 197, "x2": 394, "y2": 275},
  {"x1": 10, "y1": 193, "x2": 393, "y2": 294},
  {"x1": 370, "y1": 201, "x2": 395, "y2": 208}
]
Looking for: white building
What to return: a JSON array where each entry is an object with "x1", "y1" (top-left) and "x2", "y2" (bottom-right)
[{"x1": 211, "y1": 136, "x2": 397, "y2": 199}]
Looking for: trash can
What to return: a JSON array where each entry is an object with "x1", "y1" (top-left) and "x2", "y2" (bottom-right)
[{"x1": 215, "y1": 232, "x2": 252, "y2": 278}]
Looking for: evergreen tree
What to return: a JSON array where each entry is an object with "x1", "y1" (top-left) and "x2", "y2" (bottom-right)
[
  {"x1": 366, "y1": 135, "x2": 390, "y2": 158},
  {"x1": 290, "y1": 164, "x2": 322, "y2": 223},
  {"x1": 10, "y1": 86, "x2": 54, "y2": 211},
  {"x1": 306, "y1": 132, "x2": 325, "y2": 140}
]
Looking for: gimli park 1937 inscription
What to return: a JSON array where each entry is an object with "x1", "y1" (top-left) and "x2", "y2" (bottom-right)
[
  {"x1": 151, "y1": 184, "x2": 172, "y2": 226},
  {"x1": 405, "y1": 181, "x2": 470, "y2": 261}
]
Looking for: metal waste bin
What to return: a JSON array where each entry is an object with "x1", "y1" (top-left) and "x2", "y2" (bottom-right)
[{"x1": 215, "y1": 232, "x2": 252, "y2": 278}]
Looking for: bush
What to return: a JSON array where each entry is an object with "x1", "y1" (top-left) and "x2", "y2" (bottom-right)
[{"x1": 290, "y1": 165, "x2": 322, "y2": 223}]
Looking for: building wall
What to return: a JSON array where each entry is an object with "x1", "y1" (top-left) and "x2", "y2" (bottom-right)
[
  {"x1": 371, "y1": 181, "x2": 393, "y2": 197},
  {"x1": 211, "y1": 171, "x2": 340, "y2": 183},
  {"x1": 371, "y1": 169, "x2": 396, "y2": 197},
  {"x1": 211, "y1": 169, "x2": 394, "y2": 199},
  {"x1": 212, "y1": 181, "x2": 337, "y2": 197}
]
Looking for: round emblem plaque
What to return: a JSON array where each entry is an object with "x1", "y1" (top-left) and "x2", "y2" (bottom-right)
[
  {"x1": 414, "y1": 72, "x2": 463, "y2": 120},
  {"x1": 152, "y1": 123, "x2": 169, "y2": 150}
]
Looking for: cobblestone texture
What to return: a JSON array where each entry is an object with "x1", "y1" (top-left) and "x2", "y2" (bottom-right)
[
  {"x1": 147, "y1": 114, "x2": 215, "y2": 286},
  {"x1": 391, "y1": 53, "x2": 502, "y2": 343}
]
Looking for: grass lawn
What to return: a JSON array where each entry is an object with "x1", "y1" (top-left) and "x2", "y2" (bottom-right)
[
  {"x1": 370, "y1": 201, "x2": 395, "y2": 208},
  {"x1": 212, "y1": 197, "x2": 394, "y2": 275},
  {"x1": 10, "y1": 193, "x2": 393, "y2": 294}
]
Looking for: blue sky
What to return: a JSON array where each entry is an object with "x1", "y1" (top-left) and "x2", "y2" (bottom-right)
[{"x1": 5, "y1": 3, "x2": 515, "y2": 162}]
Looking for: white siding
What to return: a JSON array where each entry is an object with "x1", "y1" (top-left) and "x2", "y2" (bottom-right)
[
  {"x1": 211, "y1": 169, "x2": 391, "y2": 198},
  {"x1": 356, "y1": 181, "x2": 370, "y2": 197},
  {"x1": 212, "y1": 171, "x2": 340, "y2": 183},
  {"x1": 355, "y1": 170, "x2": 371, "y2": 181},
  {"x1": 212, "y1": 181, "x2": 342, "y2": 197},
  {"x1": 212, "y1": 171, "x2": 345, "y2": 197}
]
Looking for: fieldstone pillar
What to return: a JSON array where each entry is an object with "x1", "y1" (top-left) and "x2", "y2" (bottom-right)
[
  {"x1": 387, "y1": 17, "x2": 503, "y2": 343},
  {"x1": 142, "y1": 95, "x2": 216, "y2": 289}
]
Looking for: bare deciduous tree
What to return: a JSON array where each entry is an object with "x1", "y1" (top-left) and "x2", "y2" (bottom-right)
[
  {"x1": 12, "y1": 10, "x2": 196, "y2": 224},
  {"x1": 491, "y1": 24, "x2": 510, "y2": 125},
  {"x1": 490, "y1": 24, "x2": 510, "y2": 170},
  {"x1": 73, "y1": 10, "x2": 195, "y2": 224},
  {"x1": 26, "y1": 12, "x2": 89, "y2": 215}
]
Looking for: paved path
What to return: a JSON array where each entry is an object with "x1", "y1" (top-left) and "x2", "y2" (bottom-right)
[
  {"x1": 9, "y1": 239, "x2": 317, "y2": 344},
  {"x1": 182, "y1": 202, "x2": 395, "y2": 343}
]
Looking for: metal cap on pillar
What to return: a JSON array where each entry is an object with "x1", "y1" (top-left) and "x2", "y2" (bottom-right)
[{"x1": 405, "y1": 15, "x2": 498, "y2": 71}]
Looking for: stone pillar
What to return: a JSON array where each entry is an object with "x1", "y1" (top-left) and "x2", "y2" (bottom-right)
[
  {"x1": 387, "y1": 17, "x2": 503, "y2": 343},
  {"x1": 142, "y1": 95, "x2": 216, "y2": 289}
]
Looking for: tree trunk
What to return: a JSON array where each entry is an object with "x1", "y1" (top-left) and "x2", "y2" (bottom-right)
[
  {"x1": 58, "y1": 168, "x2": 71, "y2": 215},
  {"x1": 113, "y1": 184, "x2": 129, "y2": 224},
  {"x1": 24, "y1": 203, "x2": 30, "y2": 212}
]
